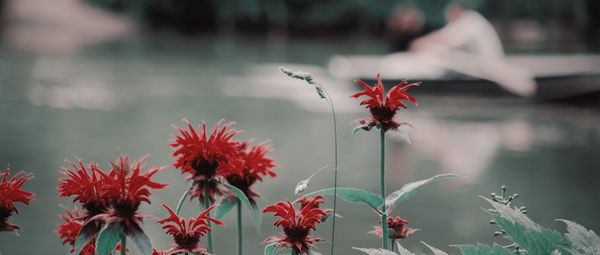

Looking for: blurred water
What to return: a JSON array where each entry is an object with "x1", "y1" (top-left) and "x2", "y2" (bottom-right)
[{"x1": 0, "y1": 35, "x2": 599, "y2": 254}]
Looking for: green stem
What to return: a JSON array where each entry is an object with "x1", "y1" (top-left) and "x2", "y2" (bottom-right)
[
  {"x1": 322, "y1": 86, "x2": 339, "y2": 255},
  {"x1": 237, "y1": 198, "x2": 243, "y2": 255},
  {"x1": 390, "y1": 239, "x2": 395, "y2": 252},
  {"x1": 204, "y1": 180, "x2": 213, "y2": 253},
  {"x1": 292, "y1": 249, "x2": 297, "y2": 255},
  {"x1": 380, "y1": 128, "x2": 389, "y2": 250},
  {"x1": 120, "y1": 233, "x2": 126, "y2": 255},
  {"x1": 175, "y1": 186, "x2": 190, "y2": 215}
]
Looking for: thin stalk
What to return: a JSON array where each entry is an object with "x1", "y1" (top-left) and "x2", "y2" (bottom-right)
[
  {"x1": 237, "y1": 198, "x2": 243, "y2": 255},
  {"x1": 120, "y1": 233, "x2": 126, "y2": 255},
  {"x1": 292, "y1": 250, "x2": 297, "y2": 255},
  {"x1": 175, "y1": 186, "x2": 190, "y2": 215},
  {"x1": 390, "y1": 239, "x2": 394, "y2": 252},
  {"x1": 322, "y1": 86, "x2": 339, "y2": 255},
  {"x1": 204, "y1": 180, "x2": 213, "y2": 253},
  {"x1": 380, "y1": 128, "x2": 389, "y2": 250}
]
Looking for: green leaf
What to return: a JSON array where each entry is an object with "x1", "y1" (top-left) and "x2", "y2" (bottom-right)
[
  {"x1": 453, "y1": 243, "x2": 513, "y2": 255},
  {"x1": 222, "y1": 182, "x2": 262, "y2": 232},
  {"x1": 95, "y1": 222, "x2": 122, "y2": 255},
  {"x1": 265, "y1": 244, "x2": 277, "y2": 255},
  {"x1": 483, "y1": 197, "x2": 570, "y2": 254},
  {"x1": 557, "y1": 219, "x2": 600, "y2": 254},
  {"x1": 353, "y1": 124, "x2": 372, "y2": 137},
  {"x1": 293, "y1": 187, "x2": 383, "y2": 213},
  {"x1": 130, "y1": 225, "x2": 153, "y2": 255},
  {"x1": 215, "y1": 196, "x2": 238, "y2": 219},
  {"x1": 395, "y1": 241, "x2": 416, "y2": 255},
  {"x1": 75, "y1": 220, "x2": 101, "y2": 255},
  {"x1": 384, "y1": 174, "x2": 458, "y2": 214},
  {"x1": 353, "y1": 247, "x2": 398, "y2": 255},
  {"x1": 422, "y1": 241, "x2": 448, "y2": 255}
]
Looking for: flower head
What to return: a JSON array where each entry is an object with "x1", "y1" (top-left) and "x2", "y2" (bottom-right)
[
  {"x1": 94, "y1": 154, "x2": 168, "y2": 234},
  {"x1": 296, "y1": 195, "x2": 333, "y2": 218},
  {"x1": 351, "y1": 73, "x2": 420, "y2": 131},
  {"x1": 171, "y1": 119, "x2": 242, "y2": 180},
  {"x1": 225, "y1": 141, "x2": 278, "y2": 204},
  {"x1": 0, "y1": 166, "x2": 35, "y2": 232},
  {"x1": 369, "y1": 216, "x2": 418, "y2": 240},
  {"x1": 171, "y1": 119, "x2": 242, "y2": 203},
  {"x1": 156, "y1": 204, "x2": 224, "y2": 255},
  {"x1": 56, "y1": 205, "x2": 96, "y2": 254},
  {"x1": 58, "y1": 158, "x2": 109, "y2": 217},
  {"x1": 263, "y1": 197, "x2": 327, "y2": 254}
]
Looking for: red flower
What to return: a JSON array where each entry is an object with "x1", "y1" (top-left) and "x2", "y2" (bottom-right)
[
  {"x1": 58, "y1": 159, "x2": 109, "y2": 217},
  {"x1": 0, "y1": 166, "x2": 34, "y2": 232},
  {"x1": 296, "y1": 195, "x2": 333, "y2": 218},
  {"x1": 152, "y1": 249, "x2": 166, "y2": 255},
  {"x1": 351, "y1": 73, "x2": 420, "y2": 131},
  {"x1": 263, "y1": 198, "x2": 327, "y2": 254},
  {"x1": 93, "y1": 154, "x2": 168, "y2": 234},
  {"x1": 369, "y1": 216, "x2": 418, "y2": 240},
  {"x1": 170, "y1": 119, "x2": 243, "y2": 202},
  {"x1": 56, "y1": 205, "x2": 96, "y2": 254},
  {"x1": 156, "y1": 204, "x2": 224, "y2": 255},
  {"x1": 225, "y1": 141, "x2": 278, "y2": 204}
]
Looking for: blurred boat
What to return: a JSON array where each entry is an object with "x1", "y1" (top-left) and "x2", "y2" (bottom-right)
[{"x1": 328, "y1": 53, "x2": 600, "y2": 100}]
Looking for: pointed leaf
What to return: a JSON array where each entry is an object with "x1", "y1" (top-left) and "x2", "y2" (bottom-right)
[
  {"x1": 422, "y1": 242, "x2": 448, "y2": 255},
  {"x1": 292, "y1": 187, "x2": 383, "y2": 213},
  {"x1": 130, "y1": 225, "x2": 153, "y2": 255},
  {"x1": 75, "y1": 220, "x2": 101, "y2": 255},
  {"x1": 353, "y1": 247, "x2": 398, "y2": 255},
  {"x1": 353, "y1": 124, "x2": 372, "y2": 137},
  {"x1": 395, "y1": 241, "x2": 416, "y2": 255},
  {"x1": 222, "y1": 182, "x2": 262, "y2": 232},
  {"x1": 96, "y1": 222, "x2": 122, "y2": 255},
  {"x1": 384, "y1": 174, "x2": 458, "y2": 214},
  {"x1": 483, "y1": 197, "x2": 570, "y2": 254},
  {"x1": 215, "y1": 196, "x2": 238, "y2": 219},
  {"x1": 265, "y1": 244, "x2": 277, "y2": 255},
  {"x1": 453, "y1": 243, "x2": 513, "y2": 255},
  {"x1": 557, "y1": 219, "x2": 600, "y2": 254}
]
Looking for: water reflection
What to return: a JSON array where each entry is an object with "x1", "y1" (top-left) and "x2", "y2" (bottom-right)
[{"x1": 27, "y1": 58, "x2": 117, "y2": 110}]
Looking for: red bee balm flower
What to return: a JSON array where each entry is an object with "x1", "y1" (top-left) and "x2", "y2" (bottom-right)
[
  {"x1": 56, "y1": 206, "x2": 96, "y2": 254},
  {"x1": 93, "y1": 154, "x2": 168, "y2": 234},
  {"x1": 170, "y1": 119, "x2": 242, "y2": 202},
  {"x1": 263, "y1": 198, "x2": 327, "y2": 255},
  {"x1": 156, "y1": 204, "x2": 224, "y2": 255},
  {"x1": 0, "y1": 166, "x2": 35, "y2": 232},
  {"x1": 369, "y1": 216, "x2": 418, "y2": 240},
  {"x1": 351, "y1": 73, "x2": 420, "y2": 131},
  {"x1": 296, "y1": 195, "x2": 333, "y2": 217},
  {"x1": 225, "y1": 141, "x2": 278, "y2": 204},
  {"x1": 58, "y1": 159, "x2": 109, "y2": 217}
]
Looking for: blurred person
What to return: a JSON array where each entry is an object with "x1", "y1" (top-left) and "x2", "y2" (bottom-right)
[
  {"x1": 386, "y1": 4, "x2": 425, "y2": 52},
  {"x1": 409, "y1": 2, "x2": 504, "y2": 59}
]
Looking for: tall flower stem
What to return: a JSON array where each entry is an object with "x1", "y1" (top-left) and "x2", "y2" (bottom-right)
[
  {"x1": 237, "y1": 198, "x2": 243, "y2": 255},
  {"x1": 175, "y1": 186, "x2": 190, "y2": 215},
  {"x1": 204, "y1": 180, "x2": 213, "y2": 253},
  {"x1": 321, "y1": 86, "x2": 339, "y2": 255},
  {"x1": 380, "y1": 128, "x2": 389, "y2": 250},
  {"x1": 120, "y1": 233, "x2": 126, "y2": 255}
]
